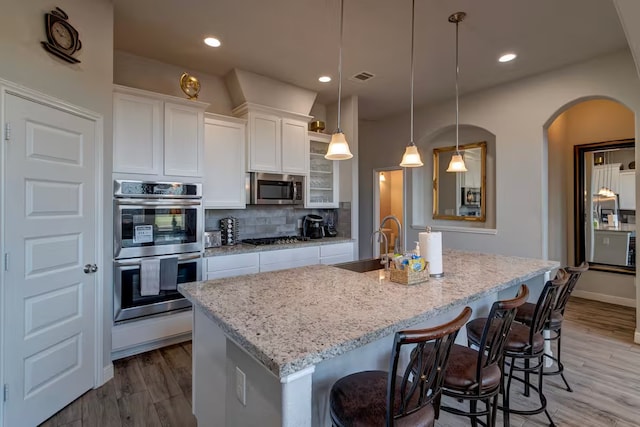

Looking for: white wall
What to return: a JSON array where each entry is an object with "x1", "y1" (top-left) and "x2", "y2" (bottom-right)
[
  {"x1": 0, "y1": 0, "x2": 114, "y2": 380},
  {"x1": 360, "y1": 49, "x2": 640, "y2": 273},
  {"x1": 114, "y1": 50, "x2": 234, "y2": 115}
]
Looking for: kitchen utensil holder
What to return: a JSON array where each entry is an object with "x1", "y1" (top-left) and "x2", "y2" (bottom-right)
[{"x1": 389, "y1": 264, "x2": 430, "y2": 285}]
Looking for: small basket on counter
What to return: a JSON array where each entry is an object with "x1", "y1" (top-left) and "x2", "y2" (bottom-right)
[{"x1": 389, "y1": 256, "x2": 429, "y2": 285}]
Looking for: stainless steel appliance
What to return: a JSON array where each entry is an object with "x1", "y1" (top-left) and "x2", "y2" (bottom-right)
[
  {"x1": 247, "y1": 172, "x2": 304, "y2": 205},
  {"x1": 114, "y1": 180, "x2": 203, "y2": 258},
  {"x1": 242, "y1": 236, "x2": 309, "y2": 245},
  {"x1": 114, "y1": 252, "x2": 201, "y2": 322},
  {"x1": 113, "y1": 180, "x2": 203, "y2": 323},
  {"x1": 204, "y1": 230, "x2": 222, "y2": 248},
  {"x1": 303, "y1": 214, "x2": 324, "y2": 239}
]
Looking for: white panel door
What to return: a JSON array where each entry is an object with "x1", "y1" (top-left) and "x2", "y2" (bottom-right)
[
  {"x1": 3, "y1": 94, "x2": 97, "y2": 427},
  {"x1": 164, "y1": 102, "x2": 204, "y2": 177},
  {"x1": 281, "y1": 118, "x2": 308, "y2": 175},
  {"x1": 203, "y1": 116, "x2": 246, "y2": 208}
]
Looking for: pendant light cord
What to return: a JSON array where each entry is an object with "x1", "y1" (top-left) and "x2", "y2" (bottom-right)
[
  {"x1": 337, "y1": 0, "x2": 344, "y2": 133},
  {"x1": 410, "y1": 0, "x2": 415, "y2": 145},
  {"x1": 455, "y1": 17, "x2": 460, "y2": 153}
]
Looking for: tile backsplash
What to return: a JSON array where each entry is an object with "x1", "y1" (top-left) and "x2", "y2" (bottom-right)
[{"x1": 205, "y1": 205, "x2": 351, "y2": 239}]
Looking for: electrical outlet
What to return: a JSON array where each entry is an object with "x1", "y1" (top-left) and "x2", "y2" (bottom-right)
[
  {"x1": 297, "y1": 219, "x2": 303, "y2": 229},
  {"x1": 236, "y1": 366, "x2": 246, "y2": 406}
]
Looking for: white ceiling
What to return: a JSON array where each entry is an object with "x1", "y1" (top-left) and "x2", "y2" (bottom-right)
[{"x1": 114, "y1": 0, "x2": 628, "y2": 121}]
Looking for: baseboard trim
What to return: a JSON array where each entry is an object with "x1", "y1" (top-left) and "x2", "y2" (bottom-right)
[
  {"x1": 111, "y1": 332, "x2": 192, "y2": 360},
  {"x1": 572, "y1": 290, "x2": 636, "y2": 307},
  {"x1": 103, "y1": 363, "x2": 114, "y2": 383}
]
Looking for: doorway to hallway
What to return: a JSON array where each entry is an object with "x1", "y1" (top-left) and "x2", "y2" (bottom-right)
[{"x1": 373, "y1": 169, "x2": 404, "y2": 257}]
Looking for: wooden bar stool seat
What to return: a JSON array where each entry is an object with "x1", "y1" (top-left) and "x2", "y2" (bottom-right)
[
  {"x1": 467, "y1": 273, "x2": 569, "y2": 427},
  {"x1": 514, "y1": 262, "x2": 588, "y2": 392},
  {"x1": 426, "y1": 285, "x2": 529, "y2": 427},
  {"x1": 329, "y1": 307, "x2": 472, "y2": 427}
]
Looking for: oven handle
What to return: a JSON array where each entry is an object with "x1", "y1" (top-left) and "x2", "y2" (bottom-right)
[
  {"x1": 115, "y1": 253, "x2": 201, "y2": 267},
  {"x1": 116, "y1": 199, "x2": 202, "y2": 207}
]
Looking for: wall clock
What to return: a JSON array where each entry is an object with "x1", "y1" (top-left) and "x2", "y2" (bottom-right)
[{"x1": 41, "y1": 7, "x2": 82, "y2": 64}]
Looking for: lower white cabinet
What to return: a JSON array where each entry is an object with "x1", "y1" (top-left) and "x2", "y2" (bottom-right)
[
  {"x1": 204, "y1": 241, "x2": 354, "y2": 278},
  {"x1": 320, "y1": 242, "x2": 355, "y2": 265},
  {"x1": 205, "y1": 253, "x2": 259, "y2": 280},
  {"x1": 259, "y1": 246, "x2": 320, "y2": 272}
]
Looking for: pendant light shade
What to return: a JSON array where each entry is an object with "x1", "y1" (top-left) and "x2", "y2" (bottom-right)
[
  {"x1": 399, "y1": 0, "x2": 423, "y2": 168},
  {"x1": 326, "y1": 132, "x2": 352, "y2": 160},
  {"x1": 446, "y1": 153, "x2": 468, "y2": 172},
  {"x1": 325, "y1": 0, "x2": 353, "y2": 160},
  {"x1": 446, "y1": 11, "x2": 467, "y2": 173}
]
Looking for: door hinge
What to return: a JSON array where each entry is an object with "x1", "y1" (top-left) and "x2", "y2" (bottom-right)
[
  {"x1": 4, "y1": 123, "x2": 10, "y2": 141},
  {"x1": 3, "y1": 253, "x2": 8, "y2": 271},
  {"x1": 3, "y1": 384, "x2": 7, "y2": 402}
]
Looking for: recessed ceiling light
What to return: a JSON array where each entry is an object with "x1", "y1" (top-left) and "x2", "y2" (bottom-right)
[
  {"x1": 498, "y1": 53, "x2": 517, "y2": 63},
  {"x1": 204, "y1": 37, "x2": 221, "y2": 47},
  {"x1": 319, "y1": 76, "x2": 332, "y2": 83}
]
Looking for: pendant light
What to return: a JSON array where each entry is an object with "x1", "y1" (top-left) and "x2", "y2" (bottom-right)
[
  {"x1": 446, "y1": 12, "x2": 468, "y2": 173},
  {"x1": 399, "y1": 0, "x2": 423, "y2": 168},
  {"x1": 325, "y1": 0, "x2": 353, "y2": 160}
]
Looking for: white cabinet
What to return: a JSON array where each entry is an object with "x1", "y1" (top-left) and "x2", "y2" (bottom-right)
[
  {"x1": 113, "y1": 92, "x2": 162, "y2": 175},
  {"x1": 164, "y1": 102, "x2": 205, "y2": 177},
  {"x1": 233, "y1": 103, "x2": 310, "y2": 174},
  {"x1": 320, "y1": 242, "x2": 354, "y2": 265},
  {"x1": 307, "y1": 132, "x2": 339, "y2": 208},
  {"x1": 259, "y1": 246, "x2": 320, "y2": 272},
  {"x1": 281, "y1": 118, "x2": 308, "y2": 174},
  {"x1": 113, "y1": 85, "x2": 208, "y2": 179},
  {"x1": 205, "y1": 253, "x2": 259, "y2": 280},
  {"x1": 203, "y1": 114, "x2": 247, "y2": 209},
  {"x1": 618, "y1": 170, "x2": 635, "y2": 210}
]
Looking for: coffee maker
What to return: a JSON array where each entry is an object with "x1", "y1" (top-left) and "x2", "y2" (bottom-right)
[{"x1": 303, "y1": 214, "x2": 324, "y2": 239}]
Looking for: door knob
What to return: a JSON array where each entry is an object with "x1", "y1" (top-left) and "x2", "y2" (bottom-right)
[{"x1": 84, "y1": 264, "x2": 98, "y2": 274}]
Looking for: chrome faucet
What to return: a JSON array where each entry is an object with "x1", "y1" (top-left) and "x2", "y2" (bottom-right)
[
  {"x1": 379, "y1": 215, "x2": 403, "y2": 255},
  {"x1": 371, "y1": 229, "x2": 389, "y2": 271}
]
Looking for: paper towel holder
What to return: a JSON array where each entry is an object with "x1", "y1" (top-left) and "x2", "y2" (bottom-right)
[{"x1": 420, "y1": 227, "x2": 445, "y2": 278}]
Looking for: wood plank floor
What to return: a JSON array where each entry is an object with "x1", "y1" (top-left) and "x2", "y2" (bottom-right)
[{"x1": 39, "y1": 297, "x2": 638, "y2": 427}]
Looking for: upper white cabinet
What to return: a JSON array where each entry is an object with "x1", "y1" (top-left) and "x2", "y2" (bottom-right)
[
  {"x1": 233, "y1": 103, "x2": 310, "y2": 174},
  {"x1": 618, "y1": 170, "x2": 635, "y2": 210},
  {"x1": 113, "y1": 85, "x2": 208, "y2": 179},
  {"x1": 307, "y1": 132, "x2": 339, "y2": 208},
  {"x1": 113, "y1": 91, "x2": 162, "y2": 175},
  {"x1": 203, "y1": 114, "x2": 247, "y2": 209}
]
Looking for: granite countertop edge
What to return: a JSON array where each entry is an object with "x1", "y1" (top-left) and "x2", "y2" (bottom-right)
[{"x1": 181, "y1": 261, "x2": 557, "y2": 379}]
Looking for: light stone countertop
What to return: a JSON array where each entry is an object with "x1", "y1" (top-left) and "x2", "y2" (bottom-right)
[
  {"x1": 179, "y1": 249, "x2": 558, "y2": 379},
  {"x1": 203, "y1": 236, "x2": 353, "y2": 257}
]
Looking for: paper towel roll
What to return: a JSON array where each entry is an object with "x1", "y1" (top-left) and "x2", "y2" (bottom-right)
[{"x1": 419, "y1": 231, "x2": 443, "y2": 276}]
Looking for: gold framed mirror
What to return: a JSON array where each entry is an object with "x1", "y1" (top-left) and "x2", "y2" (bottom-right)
[{"x1": 433, "y1": 141, "x2": 487, "y2": 221}]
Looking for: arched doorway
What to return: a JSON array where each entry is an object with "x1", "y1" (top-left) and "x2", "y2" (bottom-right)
[{"x1": 546, "y1": 98, "x2": 636, "y2": 306}]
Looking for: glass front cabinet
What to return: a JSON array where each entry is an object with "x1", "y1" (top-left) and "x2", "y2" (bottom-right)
[{"x1": 307, "y1": 132, "x2": 339, "y2": 208}]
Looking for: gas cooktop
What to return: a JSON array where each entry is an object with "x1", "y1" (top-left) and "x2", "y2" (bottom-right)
[{"x1": 242, "y1": 236, "x2": 310, "y2": 246}]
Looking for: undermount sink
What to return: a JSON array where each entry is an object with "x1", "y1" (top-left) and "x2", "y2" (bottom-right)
[{"x1": 333, "y1": 258, "x2": 387, "y2": 273}]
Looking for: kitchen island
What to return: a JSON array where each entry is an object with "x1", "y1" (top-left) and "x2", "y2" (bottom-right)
[{"x1": 179, "y1": 249, "x2": 558, "y2": 427}]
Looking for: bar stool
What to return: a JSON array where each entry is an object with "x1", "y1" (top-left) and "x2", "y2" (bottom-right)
[
  {"x1": 514, "y1": 262, "x2": 588, "y2": 392},
  {"x1": 329, "y1": 307, "x2": 472, "y2": 427},
  {"x1": 411, "y1": 285, "x2": 528, "y2": 427},
  {"x1": 466, "y1": 273, "x2": 569, "y2": 427}
]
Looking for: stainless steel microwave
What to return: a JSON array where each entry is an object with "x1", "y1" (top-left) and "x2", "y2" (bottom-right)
[{"x1": 247, "y1": 172, "x2": 304, "y2": 205}]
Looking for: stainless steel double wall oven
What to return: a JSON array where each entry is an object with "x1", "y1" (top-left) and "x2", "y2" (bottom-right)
[{"x1": 113, "y1": 180, "x2": 202, "y2": 323}]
